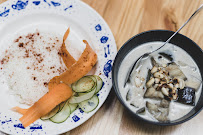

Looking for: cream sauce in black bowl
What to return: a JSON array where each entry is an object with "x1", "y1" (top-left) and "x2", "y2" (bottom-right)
[{"x1": 112, "y1": 30, "x2": 203, "y2": 125}]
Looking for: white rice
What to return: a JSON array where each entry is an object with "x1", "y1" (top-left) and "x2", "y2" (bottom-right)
[{"x1": 0, "y1": 31, "x2": 67, "y2": 105}]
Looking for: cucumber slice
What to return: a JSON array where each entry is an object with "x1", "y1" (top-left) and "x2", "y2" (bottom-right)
[
  {"x1": 69, "y1": 89, "x2": 96, "y2": 104},
  {"x1": 87, "y1": 75, "x2": 97, "y2": 84},
  {"x1": 79, "y1": 95, "x2": 99, "y2": 113},
  {"x1": 83, "y1": 76, "x2": 97, "y2": 93},
  {"x1": 72, "y1": 76, "x2": 96, "y2": 93},
  {"x1": 69, "y1": 103, "x2": 78, "y2": 113},
  {"x1": 94, "y1": 75, "x2": 103, "y2": 93},
  {"x1": 50, "y1": 101, "x2": 71, "y2": 123},
  {"x1": 40, "y1": 105, "x2": 60, "y2": 120},
  {"x1": 59, "y1": 101, "x2": 66, "y2": 112}
]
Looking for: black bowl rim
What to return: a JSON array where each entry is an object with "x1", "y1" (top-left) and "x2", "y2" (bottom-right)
[{"x1": 112, "y1": 29, "x2": 203, "y2": 126}]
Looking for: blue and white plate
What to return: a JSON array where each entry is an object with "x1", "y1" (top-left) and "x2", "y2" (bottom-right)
[{"x1": 0, "y1": 0, "x2": 117, "y2": 134}]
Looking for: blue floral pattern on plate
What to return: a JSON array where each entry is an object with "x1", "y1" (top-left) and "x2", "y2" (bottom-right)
[
  {"x1": 50, "y1": 1, "x2": 61, "y2": 7},
  {"x1": 100, "y1": 36, "x2": 109, "y2": 44},
  {"x1": 0, "y1": 7, "x2": 10, "y2": 17},
  {"x1": 95, "y1": 24, "x2": 102, "y2": 31},
  {"x1": 103, "y1": 60, "x2": 112, "y2": 78},
  {"x1": 72, "y1": 115, "x2": 80, "y2": 122},
  {"x1": 32, "y1": 1, "x2": 41, "y2": 6},
  {"x1": 12, "y1": 0, "x2": 28, "y2": 10}
]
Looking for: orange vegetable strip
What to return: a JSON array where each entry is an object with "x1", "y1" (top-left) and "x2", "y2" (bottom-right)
[
  {"x1": 48, "y1": 76, "x2": 61, "y2": 91},
  {"x1": 12, "y1": 107, "x2": 28, "y2": 115},
  {"x1": 59, "y1": 40, "x2": 97, "y2": 85},
  {"x1": 60, "y1": 28, "x2": 76, "y2": 68},
  {"x1": 48, "y1": 28, "x2": 76, "y2": 91},
  {"x1": 19, "y1": 83, "x2": 73, "y2": 127}
]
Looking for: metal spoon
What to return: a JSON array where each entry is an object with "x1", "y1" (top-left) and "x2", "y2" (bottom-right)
[{"x1": 124, "y1": 4, "x2": 203, "y2": 87}]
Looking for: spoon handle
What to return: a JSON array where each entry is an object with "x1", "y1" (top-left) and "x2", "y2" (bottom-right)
[
  {"x1": 124, "y1": 4, "x2": 203, "y2": 87},
  {"x1": 153, "y1": 4, "x2": 203, "y2": 52}
]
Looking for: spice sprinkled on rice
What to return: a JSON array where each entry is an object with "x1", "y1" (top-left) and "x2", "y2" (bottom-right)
[{"x1": 0, "y1": 31, "x2": 67, "y2": 105}]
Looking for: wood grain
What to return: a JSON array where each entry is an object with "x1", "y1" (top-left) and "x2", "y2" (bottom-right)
[
  {"x1": 0, "y1": 0, "x2": 203, "y2": 135},
  {"x1": 70, "y1": 0, "x2": 203, "y2": 135}
]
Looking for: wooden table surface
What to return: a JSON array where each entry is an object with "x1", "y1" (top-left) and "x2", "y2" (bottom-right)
[{"x1": 0, "y1": 0, "x2": 203, "y2": 135}]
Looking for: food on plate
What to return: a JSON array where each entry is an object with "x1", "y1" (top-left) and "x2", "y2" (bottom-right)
[
  {"x1": 19, "y1": 83, "x2": 73, "y2": 127},
  {"x1": 118, "y1": 42, "x2": 202, "y2": 122},
  {"x1": 0, "y1": 31, "x2": 67, "y2": 105},
  {"x1": 1, "y1": 28, "x2": 103, "y2": 127},
  {"x1": 12, "y1": 107, "x2": 28, "y2": 115},
  {"x1": 59, "y1": 27, "x2": 76, "y2": 68},
  {"x1": 58, "y1": 40, "x2": 98, "y2": 85}
]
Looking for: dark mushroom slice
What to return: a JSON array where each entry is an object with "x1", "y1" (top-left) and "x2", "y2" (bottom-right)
[
  {"x1": 146, "y1": 101, "x2": 169, "y2": 122},
  {"x1": 144, "y1": 87, "x2": 164, "y2": 99},
  {"x1": 177, "y1": 87, "x2": 196, "y2": 106},
  {"x1": 159, "y1": 52, "x2": 173, "y2": 61},
  {"x1": 136, "y1": 107, "x2": 145, "y2": 115},
  {"x1": 126, "y1": 89, "x2": 133, "y2": 101},
  {"x1": 160, "y1": 99, "x2": 170, "y2": 108},
  {"x1": 166, "y1": 62, "x2": 187, "y2": 81},
  {"x1": 151, "y1": 57, "x2": 159, "y2": 67},
  {"x1": 130, "y1": 102, "x2": 139, "y2": 108},
  {"x1": 146, "y1": 69, "x2": 152, "y2": 82}
]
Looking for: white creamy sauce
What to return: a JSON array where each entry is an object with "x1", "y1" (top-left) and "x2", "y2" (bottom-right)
[{"x1": 118, "y1": 42, "x2": 202, "y2": 122}]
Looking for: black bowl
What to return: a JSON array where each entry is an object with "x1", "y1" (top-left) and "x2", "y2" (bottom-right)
[{"x1": 112, "y1": 30, "x2": 203, "y2": 126}]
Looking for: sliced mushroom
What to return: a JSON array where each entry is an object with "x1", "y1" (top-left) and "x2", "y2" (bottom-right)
[
  {"x1": 166, "y1": 63, "x2": 187, "y2": 80},
  {"x1": 146, "y1": 69, "x2": 152, "y2": 82},
  {"x1": 144, "y1": 87, "x2": 164, "y2": 99},
  {"x1": 126, "y1": 89, "x2": 133, "y2": 101},
  {"x1": 160, "y1": 99, "x2": 170, "y2": 108},
  {"x1": 151, "y1": 57, "x2": 159, "y2": 67},
  {"x1": 177, "y1": 87, "x2": 196, "y2": 106},
  {"x1": 185, "y1": 80, "x2": 201, "y2": 91},
  {"x1": 159, "y1": 52, "x2": 173, "y2": 61},
  {"x1": 136, "y1": 107, "x2": 145, "y2": 115},
  {"x1": 130, "y1": 102, "x2": 139, "y2": 108},
  {"x1": 146, "y1": 101, "x2": 169, "y2": 122}
]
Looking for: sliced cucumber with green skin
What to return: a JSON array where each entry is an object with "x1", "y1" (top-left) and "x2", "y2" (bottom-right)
[
  {"x1": 94, "y1": 75, "x2": 103, "y2": 93},
  {"x1": 87, "y1": 75, "x2": 97, "y2": 84},
  {"x1": 50, "y1": 101, "x2": 71, "y2": 123},
  {"x1": 59, "y1": 101, "x2": 66, "y2": 112},
  {"x1": 40, "y1": 105, "x2": 60, "y2": 120},
  {"x1": 79, "y1": 95, "x2": 99, "y2": 113},
  {"x1": 69, "y1": 89, "x2": 96, "y2": 104},
  {"x1": 72, "y1": 76, "x2": 96, "y2": 93},
  {"x1": 69, "y1": 103, "x2": 78, "y2": 113}
]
